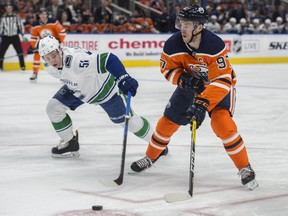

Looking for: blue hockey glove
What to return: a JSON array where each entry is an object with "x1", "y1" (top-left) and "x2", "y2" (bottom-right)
[
  {"x1": 117, "y1": 74, "x2": 138, "y2": 96},
  {"x1": 177, "y1": 72, "x2": 204, "y2": 93},
  {"x1": 187, "y1": 97, "x2": 209, "y2": 128}
]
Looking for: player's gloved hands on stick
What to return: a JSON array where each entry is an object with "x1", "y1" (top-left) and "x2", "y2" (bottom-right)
[
  {"x1": 187, "y1": 97, "x2": 210, "y2": 128},
  {"x1": 117, "y1": 74, "x2": 138, "y2": 96},
  {"x1": 177, "y1": 72, "x2": 204, "y2": 93}
]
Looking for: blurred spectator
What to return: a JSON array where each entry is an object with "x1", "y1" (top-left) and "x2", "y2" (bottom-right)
[
  {"x1": 81, "y1": 4, "x2": 92, "y2": 24},
  {"x1": 206, "y1": 15, "x2": 221, "y2": 33},
  {"x1": 259, "y1": 18, "x2": 274, "y2": 34},
  {"x1": 114, "y1": 16, "x2": 128, "y2": 33},
  {"x1": 151, "y1": 0, "x2": 164, "y2": 12},
  {"x1": 1, "y1": 0, "x2": 287, "y2": 35},
  {"x1": 135, "y1": 13, "x2": 159, "y2": 33},
  {"x1": 94, "y1": 0, "x2": 113, "y2": 24},
  {"x1": 168, "y1": 3, "x2": 181, "y2": 32},
  {"x1": 71, "y1": 14, "x2": 85, "y2": 33},
  {"x1": 272, "y1": 17, "x2": 286, "y2": 34},
  {"x1": 47, "y1": 0, "x2": 64, "y2": 21},
  {"x1": 272, "y1": 3, "x2": 287, "y2": 23},
  {"x1": 223, "y1": 17, "x2": 238, "y2": 33},
  {"x1": 87, "y1": 15, "x2": 98, "y2": 33},
  {"x1": 59, "y1": 11, "x2": 73, "y2": 32},
  {"x1": 212, "y1": 5, "x2": 228, "y2": 25},
  {"x1": 155, "y1": 7, "x2": 173, "y2": 33},
  {"x1": 16, "y1": 0, "x2": 31, "y2": 21},
  {"x1": 236, "y1": 18, "x2": 250, "y2": 34},
  {"x1": 229, "y1": 2, "x2": 247, "y2": 23},
  {"x1": 127, "y1": 15, "x2": 142, "y2": 33},
  {"x1": 65, "y1": 0, "x2": 82, "y2": 24},
  {"x1": 247, "y1": 18, "x2": 261, "y2": 34}
]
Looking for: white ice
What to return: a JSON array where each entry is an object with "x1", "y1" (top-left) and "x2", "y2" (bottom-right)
[{"x1": 0, "y1": 64, "x2": 288, "y2": 216}]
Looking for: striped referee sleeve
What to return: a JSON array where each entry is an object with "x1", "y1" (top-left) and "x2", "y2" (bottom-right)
[{"x1": 0, "y1": 14, "x2": 24, "y2": 36}]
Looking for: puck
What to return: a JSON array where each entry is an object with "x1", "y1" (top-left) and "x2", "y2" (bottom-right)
[{"x1": 92, "y1": 205, "x2": 103, "y2": 211}]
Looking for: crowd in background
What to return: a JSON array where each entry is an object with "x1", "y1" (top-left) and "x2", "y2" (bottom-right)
[{"x1": 0, "y1": 0, "x2": 287, "y2": 34}]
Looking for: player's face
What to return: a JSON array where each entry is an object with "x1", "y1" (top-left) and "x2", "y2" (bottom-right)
[
  {"x1": 179, "y1": 20, "x2": 195, "y2": 43},
  {"x1": 43, "y1": 50, "x2": 61, "y2": 68},
  {"x1": 39, "y1": 12, "x2": 48, "y2": 22}
]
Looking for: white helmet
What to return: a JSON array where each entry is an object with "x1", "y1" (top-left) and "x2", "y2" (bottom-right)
[{"x1": 38, "y1": 35, "x2": 60, "y2": 57}]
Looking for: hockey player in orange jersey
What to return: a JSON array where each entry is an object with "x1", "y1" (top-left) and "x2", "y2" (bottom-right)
[
  {"x1": 131, "y1": 5, "x2": 258, "y2": 190},
  {"x1": 29, "y1": 8, "x2": 66, "y2": 82}
]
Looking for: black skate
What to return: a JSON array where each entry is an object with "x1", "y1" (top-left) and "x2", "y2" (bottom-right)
[
  {"x1": 51, "y1": 131, "x2": 80, "y2": 158},
  {"x1": 238, "y1": 164, "x2": 258, "y2": 190},
  {"x1": 130, "y1": 147, "x2": 168, "y2": 173},
  {"x1": 30, "y1": 72, "x2": 38, "y2": 83}
]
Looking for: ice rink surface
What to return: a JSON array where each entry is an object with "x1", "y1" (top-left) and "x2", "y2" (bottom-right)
[{"x1": 0, "y1": 64, "x2": 288, "y2": 216}]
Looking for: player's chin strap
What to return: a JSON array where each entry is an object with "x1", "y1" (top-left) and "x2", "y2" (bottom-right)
[{"x1": 188, "y1": 23, "x2": 204, "y2": 44}]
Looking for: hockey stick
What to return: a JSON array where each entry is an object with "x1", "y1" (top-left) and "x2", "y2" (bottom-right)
[
  {"x1": 98, "y1": 91, "x2": 132, "y2": 187},
  {"x1": 0, "y1": 53, "x2": 24, "y2": 61},
  {"x1": 164, "y1": 117, "x2": 197, "y2": 203},
  {"x1": 0, "y1": 51, "x2": 34, "y2": 61}
]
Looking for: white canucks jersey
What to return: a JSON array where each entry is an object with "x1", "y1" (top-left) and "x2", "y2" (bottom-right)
[{"x1": 43, "y1": 47, "x2": 118, "y2": 104}]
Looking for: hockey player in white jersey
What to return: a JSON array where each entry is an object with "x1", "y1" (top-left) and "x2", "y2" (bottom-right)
[{"x1": 38, "y1": 35, "x2": 158, "y2": 158}]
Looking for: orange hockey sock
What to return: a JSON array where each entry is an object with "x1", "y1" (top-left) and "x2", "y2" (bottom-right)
[
  {"x1": 211, "y1": 108, "x2": 249, "y2": 169},
  {"x1": 146, "y1": 116, "x2": 180, "y2": 160}
]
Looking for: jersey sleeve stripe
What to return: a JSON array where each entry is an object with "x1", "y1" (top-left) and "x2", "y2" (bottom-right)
[
  {"x1": 164, "y1": 69, "x2": 174, "y2": 79},
  {"x1": 211, "y1": 73, "x2": 231, "y2": 81},
  {"x1": 215, "y1": 78, "x2": 232, "y2": 85},
  {"x1": 210, "y1": 82, "x2": 230, "y2": 92}
]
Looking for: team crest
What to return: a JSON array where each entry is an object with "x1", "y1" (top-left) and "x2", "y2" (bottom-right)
[
  {"x1": 189, "y1": 64, "x2": 209, "y2": 82},
  {"x1": 40, "y1": 29, "x2": 52, "y2": 39}
]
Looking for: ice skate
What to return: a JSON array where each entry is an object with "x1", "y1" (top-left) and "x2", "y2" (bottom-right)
[
  {"x1": 29, "y1": 72, "x2": 38, "y2": 83},
  {"x1": 130, "y1": 147, "x2": 168, "y2": 173},
  {"x1": 51, "y1": 130, "x2": 80, "y2": 158},
  {"x1": 238, "y1": 164, "x2": 259, "y2": 190}
]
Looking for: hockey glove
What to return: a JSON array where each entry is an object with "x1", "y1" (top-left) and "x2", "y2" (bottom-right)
[
  {"x1": 117, "y1": 74, "x2": 138, "y2": 96},
  {"x1": 26, "y1": 46, "x2": 38, "y2": 54},
  {"x1": 187, "y1": 97, "x2": 210, "y2": 129},
  {"x1": 177, "y1": 72, "x2": 204, "y2": 93}
]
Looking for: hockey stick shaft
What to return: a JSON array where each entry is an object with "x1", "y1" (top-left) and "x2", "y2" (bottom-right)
[
  {"x1": 0, "y1": 53, "x2": 24, "y2": 61},
  {"x1": 189, "y1": 117, "x2": 197, "y2": 197},
  {"x1": 113, "y1": 91, "x2": 132, "y2": 185},
  {"x1": 164, "y1": 92, "x2": 198, "y2": 202},
  {"x1": 0, "y1": 51, "x2": 33, "y2": 61},
  {"x1": 163, "y1": 118, "x2": 197, "y2": 202}
]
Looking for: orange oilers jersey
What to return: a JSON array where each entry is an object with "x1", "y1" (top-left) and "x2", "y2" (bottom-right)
[
  {"x1": 30, "y1": 18, "x2": 66, "y2": 49},
  {"x1": 160, "y1": 29, "x2": 237, "y2": 111}
]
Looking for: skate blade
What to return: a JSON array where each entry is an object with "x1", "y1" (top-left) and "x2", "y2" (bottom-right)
[
  {"x1": 51, "y1": 151, "x2": 80, "y2": 158},
  {"x1": 30, "y1": 79, "x2": 37, "y2": 83},
  {"x1": 246, "y1": 179, "x2": 259, "y2": 190}
]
